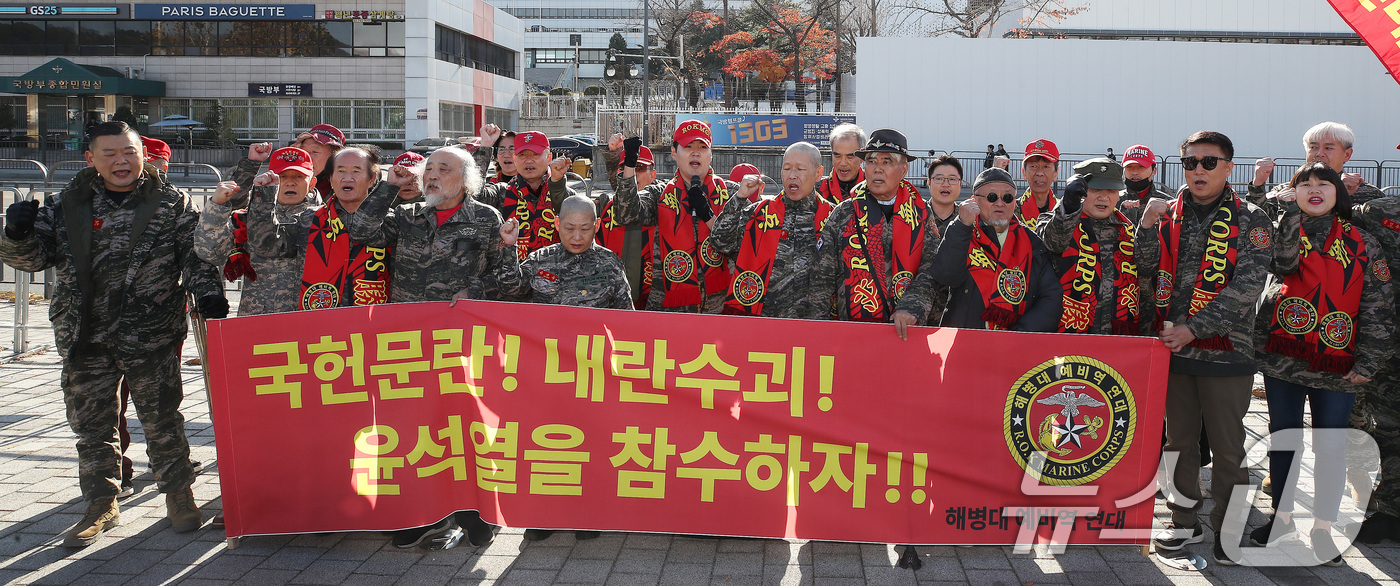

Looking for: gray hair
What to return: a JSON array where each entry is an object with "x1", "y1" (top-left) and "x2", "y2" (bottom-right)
[
  {"x1": 1302, "y1": 121, "x2": 1355, "y2": 150},
  {"x1": 442, "y1": 146, "x2": 484, "y2": 199},
  {"x1": 559, "y1": 194, "x2": 598, "y2": 221},
  {"x1": 829, "y1": 123, "x2": 866, "y2": 149},
  {"x1": 785, "y1": 142, "x2": 823, "y2": 169}
]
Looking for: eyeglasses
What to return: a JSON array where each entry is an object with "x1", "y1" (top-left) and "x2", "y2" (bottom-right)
[
  {"x1": 1182, "y1": 156, "x2": 1230, "y2": 171},
  {"x1": 983, "y1": 193, "x2": 1016, "y2": 204},
  {"x1": 929, "y1": 176, "x2": 961, "y2": 185},
  {"x1": 636, "y1": 164, "x2": 652, "y2": 172}
]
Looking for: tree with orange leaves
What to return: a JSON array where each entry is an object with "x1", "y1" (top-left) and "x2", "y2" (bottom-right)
[{"x1": 705, "y1": 1, "x2": 837, "y2": 112}]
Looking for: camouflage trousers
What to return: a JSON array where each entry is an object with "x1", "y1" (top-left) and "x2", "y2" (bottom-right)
[
  {"x1": 62, "y1": 340, "x2": 193, "y2": 502},
  {"x1": 1354, "y1": 374, "x2": 1400, "y2": 517}
]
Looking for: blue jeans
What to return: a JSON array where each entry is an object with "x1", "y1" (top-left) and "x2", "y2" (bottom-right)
[{"x1": 1264, "y1": 376, "x2": 1357, "y2": 522}]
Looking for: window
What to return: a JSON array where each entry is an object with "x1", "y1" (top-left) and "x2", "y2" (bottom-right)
[
  {"x1": 0, "y1": 19, "x2": 405, "y2": 58},
  {"x1": 435, "y1": 24, "x2": 519, "y2": 79},
  {"x1": 440, "y1": 101, "x2": 473, "y2": 136},
  {"x1": 295, "y1": 99, "x2": 405, "y2": 141},
  {"x1": 79, "y1": 21, "x2": 114, "y2": 56}
]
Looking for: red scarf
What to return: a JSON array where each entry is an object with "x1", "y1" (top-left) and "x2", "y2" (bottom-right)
[
  {"x1": 837, "y1": 181, "x2": 927, "y2": 322},
  {"x1": 1153, "y1": 189, "x2": 1241, "y2": 350},
  {"x1": 1265, "y1": 217, "x2": 1367, "y2": 374},
  {"x1": 1015, "y1": 189, "x2": 1057, "y2": 230},
  {"x1": 488, "y1": 173, "x2": 514, "y2": 185},
  {"x1": 967, "y1": 222, "x2": 1035, "y2": 330},
  {"x1": 1057, "y1": 212, "x2": 1140, "y2": 334},
  {"x1": 300, "y1": 197, "x2": 391, "y2": 310},
  {"x1": 657, "y1": 172, "x2": 731, "y2": 308},
  {"x1": 503, "y1": 177, "x2": 559, "y2": 260},
  {"x1": 725, "y1": 195, "x2": 832, "y2": 315},
  {"x1": 223, "y1": 209, "x2": 257, "y2": 282},
  {"x1": 817, "y1": 170, "x2": 863, "y2": 203},
  {"x1": 597, "y1": 197, "x2": 654, "y2": 310}
]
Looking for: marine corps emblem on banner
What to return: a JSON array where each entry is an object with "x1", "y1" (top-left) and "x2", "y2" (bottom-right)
[
  {"x1": 302, "y1": 282, "x2": 339, "y2": 309},
  {"x1": 733, "y1": 270, "x2": 765, "y2": 306},
  {"x1": 1003, "y1": 356, "x2": 1136, "y2": 486}
]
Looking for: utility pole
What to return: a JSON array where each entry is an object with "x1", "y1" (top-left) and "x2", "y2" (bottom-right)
[
  {"x1": 642, "y1": 0, "x2": 652, "y2": 144},
  {"x1": 833, "y1": 0, "x2": 842, "y2": 112}
]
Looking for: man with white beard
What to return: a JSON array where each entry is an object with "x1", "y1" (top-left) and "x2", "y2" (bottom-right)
[{"x1": 348, "y1": 146, "x2": 522, "y2": 303}]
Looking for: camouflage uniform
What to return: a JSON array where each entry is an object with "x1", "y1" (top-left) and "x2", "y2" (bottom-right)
[
  {"x1": 503, "y1": 243, "x2": 633, "y2": 308},
  {"x1": 899, "y1": 220, "x2": 1061, "y2": 331},
  {"x1": 1035, "y1": 203, "x2": 1161, "y2": 335},
  {"x1": 1154, "y1": 188, "x2": 1273, "y2": 536},
  {"x1": 1118, "y1": 184, "x2": 1174, "y2": 226},
  {"x1": 809, "y1": 193, "x2": 943, "y2": 322},
  {"x1": 248, "y1": 180, "x2": 396, "y2": 309},
  {"x1": 0, "y1": 166, "x2": 222, "y2": 501},
  {"x1": 195, "y1": 184, "x2": 319, "y2": 315},
  {"x1": 611, "y1": 173, "x2": 739, "y2": 313},
  {"x1": 706, "y1": 191, "x2": 831, "y2": 319},
  {"x1": 347, "y1": 186, "x2": 521, "y2": 302},
  {"x1": 1350, "y1": 196, "x2": 1400, "y2": 518}
]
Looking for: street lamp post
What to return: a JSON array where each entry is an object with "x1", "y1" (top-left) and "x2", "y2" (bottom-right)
[{"x1": 642, "y1": 0, "x2": 651, "y2": 143}]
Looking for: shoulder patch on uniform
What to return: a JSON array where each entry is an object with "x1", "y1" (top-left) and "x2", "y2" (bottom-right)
[
  {"x1": 1372, "y1": 259, "x2": 1392, "y2": 283},
  {"x1": 1381, "y1": 218, "x2": 1400, "y2": 233},
  {"x1": 537, "y1": 269, "x2": 558, "y2": 282},
  {"x1": 1248, "y1": 226, "x2": 1272, "y2": 249}
]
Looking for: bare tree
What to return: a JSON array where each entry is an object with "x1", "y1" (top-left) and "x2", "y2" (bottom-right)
[{"x1": 895, "y1": 0, "x2": 1085, "y2": 38}]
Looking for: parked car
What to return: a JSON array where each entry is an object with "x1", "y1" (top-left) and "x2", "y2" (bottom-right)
[
  {"x1": 565, "y1": 134, "x2": 598, "y2": 146},
  {"x1": 548, "y1": 136, "x2": 592, "y2": 160},
  {"x1": 407, "y1": 136, "x2": 462, "y2": 156}
]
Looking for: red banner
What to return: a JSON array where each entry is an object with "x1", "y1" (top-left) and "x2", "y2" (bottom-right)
[
  {"x1": 205, "y1": 301, "x2": 1170, "y2": 544},
  {"x1": 1329, "y1": 0, "x2": 1400, "y2": 84}
]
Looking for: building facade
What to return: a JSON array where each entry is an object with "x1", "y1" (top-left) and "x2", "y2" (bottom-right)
[
  {"x1": 491, "y1": 0, "x2": 647, "y2": 92},
  {"x1": 0, "y1": 0, "x2": 524, "y2": 148}
]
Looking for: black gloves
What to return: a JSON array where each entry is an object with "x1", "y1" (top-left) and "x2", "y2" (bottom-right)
[
  {"x1": 4, "y1": 200, "x2": 39, "y2": 240},
  {"x1": 623, "y1": 137, "x2": 642, "y2": 168},
  {"x1": 197, "y1": 294, "x2": 230, "y2": 320},
  {"x1": 1062, "y1": 174, "x2": 1089, "y2": 215},
  {"x1": 686, "y1": 178, "x2": 713, "y2": 222}
]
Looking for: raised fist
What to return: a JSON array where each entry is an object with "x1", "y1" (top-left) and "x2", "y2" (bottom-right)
[
  {"x1": 1253, "y1": 157, "x2": 1275, "y2": 187},
  {"x1": 1274, "y1": 187, "x2": 1296, "y2": 203},
  {"x1": 211, "y1": 181, "x2": 241, "y2": 204},
  {"x1": 1139, "y1": 198, "x2": 1170, "y2": 228},
  {"x1": 500, "y1": 217, "x2": 521, "y2": 247},
  {"x1": 957, "y1": 198, "x2": 981, "y2": 226},
  {"x1": 738, "y1": 174, "x2": 764, "y2": 200},
  {"x1": 248, "y1": 142, "x2": 273, "y2": 162},
  {"x1": 1342, "y1": 172, "x2": 1363, "y2": 194},
  {"x1": 479, "y1": 124, "x2": 502, "y2": 147},
  {"x1": 252, "y1": 172, "x2": 277, "y2": 187},
  {"x1": 388, "y1": 164, "x2": 419, "y2": 189},
  {"x1": 548, "y1": 157, "x2": 571, "y2": 182},
  {"x1": 608, "y1": 133, "x2": 625, "y2": 152}
]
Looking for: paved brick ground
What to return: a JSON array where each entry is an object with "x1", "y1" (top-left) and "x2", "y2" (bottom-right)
[{"x1": 2, "y1": 298, "x2": 1399, "y2": 585}]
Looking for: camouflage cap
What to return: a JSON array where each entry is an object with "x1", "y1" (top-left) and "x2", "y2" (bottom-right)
[{"x1": 1072, "y1": 157, "x2": 1126, "y2": 191}]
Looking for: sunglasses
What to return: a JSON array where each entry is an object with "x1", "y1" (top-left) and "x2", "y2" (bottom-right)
[
  {"x1": 1181, "y1": 156, "x2": 1230, "y2": 171},
  {"x1": 983, "y1": 193, "x2": 1016, "y2": 204}
]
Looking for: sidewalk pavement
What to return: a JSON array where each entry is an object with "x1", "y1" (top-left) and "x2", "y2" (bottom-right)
[{"x1": 2, "y1": 298, "x2": 1399, "y2": 585}]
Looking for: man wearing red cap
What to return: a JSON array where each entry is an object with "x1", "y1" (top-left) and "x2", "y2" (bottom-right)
[
  {"x1": 614, "y1": 119, "x2": 736, "y2": 313},
  {"x1": 1016, "y1": 138, "x2": 1060, "y2": 230},
  {"x1": 596, "y1": 133, "x2": 659, "y2": 309},
  {"x1": 392, "y1": 151, "x2": 426, "y2": 203},
  {"x1": 815, "y1": 123, "x2": 866, "y2": 203},
  {"x1": 197, "y1": 147, "x2": 322, "y2": 316},
  {"x1": 1117, "y1": 144, "x2": 1173, "y2": 226},
  {"x1": 141, "y1": 137, "x2": 172, "y2": 175},
  {"x1": 472, "y1": 127, "x2": 575, "y2": 264}
]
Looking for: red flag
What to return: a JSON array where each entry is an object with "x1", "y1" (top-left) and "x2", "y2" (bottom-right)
[{"x1": 1328, "y1": 0, "x2": 1400, "y2": 84}]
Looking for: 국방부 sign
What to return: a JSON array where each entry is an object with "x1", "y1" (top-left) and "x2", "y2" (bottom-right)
[
  {"x1": 692, "y1": 114, "x2": 857, "y2": 148},
  {"x1": 248, "y1": 83, "x2": 312, "y2": 97}
]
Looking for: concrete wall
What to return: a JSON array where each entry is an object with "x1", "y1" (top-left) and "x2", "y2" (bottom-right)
[
  {"x1": 855, "y1": 37, "x2": 1400, "y2": 163},
  {"x1": 1042, "y1": 0, "x2": 1357, "y2": 33}
]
